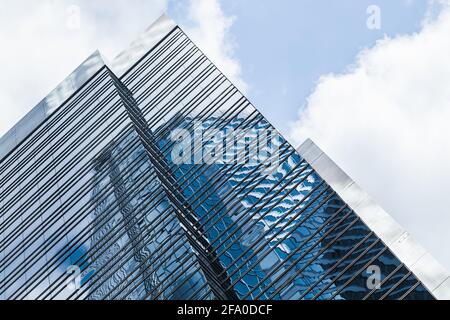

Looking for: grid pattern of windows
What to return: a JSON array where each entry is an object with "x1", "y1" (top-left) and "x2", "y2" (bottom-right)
[{"x1": 0, "y1": 25, "x2": 435, "y2": 300}]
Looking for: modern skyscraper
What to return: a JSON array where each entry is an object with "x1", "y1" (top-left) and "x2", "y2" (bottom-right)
[{"x1": 0, "y1": 15, "x2": 449, "y2": 300}]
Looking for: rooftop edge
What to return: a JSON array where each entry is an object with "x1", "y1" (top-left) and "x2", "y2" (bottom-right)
[
  {"x1": 0, "y1": 13, "x2": 177, "y2": 162},
  {"x1": 297, "y1": 138, "x2": 450, "y2": 300}
]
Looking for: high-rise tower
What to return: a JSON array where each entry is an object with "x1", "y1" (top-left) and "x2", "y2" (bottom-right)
[{"x1": 0, "y1": 15, "x2": 449, "y2": 300}]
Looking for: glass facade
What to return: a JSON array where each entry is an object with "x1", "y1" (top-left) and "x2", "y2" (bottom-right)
[{"x1": 0, "y1": 23, "x2": 437, "y2": 300}]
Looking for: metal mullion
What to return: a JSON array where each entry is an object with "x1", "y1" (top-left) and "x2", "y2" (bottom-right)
[
  {"x1": 119, "y1": 26, "x2": 180, "y2": 81},
  {"x1": 151, "y1": 82, "x2": 234, "y2": 144},
  {"x1": 176, "y1": 29, "x2": 309, "y2": 201},
  {"x1": 114, "y1": 143, "x2": 294, "y2": 301},
  {"x1": 54, "y1": 31, "x2": 182, "y2": 168},
  {"x1": 140, "y1": 65, "x2": 218, "y2": 130},
  {"x1": 398, "y1": 280, "x2": 421, "y2": 300},
  {"x1": 62, "y1": 198, "x2": 181, "y2": 300},
  {"x1": 2, "y1": 128, "x2": 153, "y2": 296},
  {"x1": 114, "y1": 83, "x2": 259, "y2": 300},
  {"x1": 137, "y1": 53, "x2": 207, "y2": 114},
  {"x1": 309, "y1": 235, "x2": 382, "y2": 300},
  {"x1": 4, "y1": 28, "x2": 306, "y2": 302},
  {"x1": 1, "y1": 47, "x2": 206, "y2": 236},
  {"x1": 123, "y1": 30, "x2": 184, "y2": 86},
  {"x1": 165, "y1": 112, "x2": 268, "y2": 201},
  {"x1": 2, "y1": 35, "x2": 188, "y2": 190},
  {"x1": 11, "y1": 97, "x2": 256, "y2": 300},
  {"x1": 188, "y1": 156, "x2": 308, "y2": 260},
  {"x1": 379, "y1": 271, "x2": 412, "y2": 300},
  {"x1": 122, "y1": 44, "x2": 203, "y2": 125},
  {"x1": 107, "y1": 114, "x2": 278, "y2": 300},
  {"x1": 139, "y1": 59, "x2": 213, "y2": 127},
  {"x1": 48, "y1": 87, "x2": 256, "y2": 300},
  {"x1": 154, "y1": 93, "x2": 248, "y2": 161},
  {"x1": 114, "y1": 76, "x2": 245, "y2": 184},
  {"x1": 73, "y1": 124, "x2": 268, "y2": 300},
  {"x1": 135, "y1": 47, "x2": 203, "y2": 106},
  {"x1": 154, "y1": 256, "x2": 215, "y2": 301},
  {"x1": 8, "y1": 136, "x2": 157, "y2": 299},
  {"x1": 139, "y1": 62, "x2": 213, "y2": 126},
  {"x1": 144, "y1": 146, "x2": 298, "y2": 302},
  {"x1": 312, "y1": 239, "x2": 383, "y2": 300},
  {"x1": 142, "y1": 66, "x2": 223, "y2": 132},
  {"x1": 179, "y1": 32, "x2": 358, "y2": 297},
  {"x1": 0, "y1": 84, "x2": 120, "y2": 227},
  {"x1": 0, "y1": 69, "x2": 110, "y2": 173},
  {"x1": 138, "y1": 256, "x2": 210, "y2": 301},
  {"x1": 248, "y1": 211, "x2": 357, "y2": 301},
  {"x1": 161, "y1": 111, "x2": 263, "y2": 215},
  {"x1": 36, "y1": 102, "x2": 243, "y2": 298},
  {"x1": 144, "y1": 253, "x2": 211, "y2": 300},
  {"x1": 0, "y1": 93, "x2": 125, "y2": 244},
  {"x1": 195, "y1": 204, "x2": 350, "y2": 302},
  {"x1": 161, "y1": 261, "x2": 213, "y2": 300},
  {"x1": 135, "y1": 75, "x2": 233, "y2": 164},
  {"x1": 142, "y1": 250, "x2": 223, "y2": 301},
  {"x1": 74, "y1": 193, "x2": 204, "y2": 300},
  {"x1": 183, "y1": 184, "x2": 333, "y2": 301},
  {"x1": 175, "y1": 144, "x2": 295, "y2": 239},
  {"x1": 39, "y1": 181, "x2": 174, "y2": 300},
  {"x1": 38, "y1": 161, "x2": 177, "y2": 300},
  {"x1": 0, "y1": 72, "x2": 110, "y2": 187},
  {"x1": 35, "y1": 78, "x2": 256, "y2": 300},
  {"x1": 0, "y1": 94, "x2": 127, "y2": 249},
  {"x1": 191, "y1": 205, "x2": 346, "y2": 301},
  {"x1": 194, "y1": 160, "x2": 312, "y2": 263},
  {"x1": 222, "y1": 187, "x2": 336, "y2": 296},
  {"x1": 1, "y1": 78, "x2": 117, "y2": 205},
  {"x1": 89, "y1": 214, "x2": 183, "y2": 300},
  {"x1": 255, "y1": 215, "x2": 360, "y2": 300},
  {"x1": 195, "y1": 182, "x2": 332, "y2": 300},
  {"x1": 0, "y1": 121, "x2": 145, "y2": 271},
  {"x1": 298, "y1": 231, "x2": 374, "y2": 299},
  {"x1": 142, "y1": 152, "x2": 309, "y2": 301},
  {"x1": 6, "y1": 35, "x2": 229, "y2": 298},
  {"x1": 107, "y1": 238, "x2": 201, "y2": 300},
  {"x1": 142, "y1": 70, "x2": 234, "y2": 154},
  {"x1": 145, "y1": 93, "x2": 248, "y2": 197},
  {"x1": 328, "y1": 246, "x2": 389, "y2": 299},
  {"x1": 129, "y1": 40, "x2": 195, "y2": 101},
  {"x1": 1, "y1": 73, "x2": 111, "y2": 191},
  {"x1": 363, "y1": 263, "x2": 405, "y2": 300},
  {"x1": 109, "y1": 110, "x2": 264, "y2": 300},
  {"x1": 127, "y1": 36, "x2": 193, "y2": 94}
]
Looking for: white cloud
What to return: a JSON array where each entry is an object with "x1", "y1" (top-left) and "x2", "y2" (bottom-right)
[
  {"x1": 290, "y1": 1, "x2": 450, "y2": 268},
  {"x1": 0, "y1": 0, "x2": 167, "y2": 136},
  {"x1": 181, "y1": 0, "x2": 248, "y2": 93},
  {"x1": 0, "y1": 0, "x2": 246, "y2": 138}
]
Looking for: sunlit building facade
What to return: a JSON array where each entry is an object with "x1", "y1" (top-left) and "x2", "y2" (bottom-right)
[{"x1": 1, "y1": 15, "x2": 449, "y2": 300}]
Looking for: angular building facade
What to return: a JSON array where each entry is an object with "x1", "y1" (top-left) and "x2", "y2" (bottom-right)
[{"x1": 0, "y1": 15, "x2": 449, "y2": 300}]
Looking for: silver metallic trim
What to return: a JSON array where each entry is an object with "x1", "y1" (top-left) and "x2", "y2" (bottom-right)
[
  {"x1": 109, "y1": 14, "x2": 177, "y2": 77},
  {"x1": 0, "y1": 14, "x2": 177, "y2": 162},
  {"x1": 0, "y1": 50, "x2": 105, "y2": 161},
  {"x1": 297, "y1": 138, "x2": 450, "y2": 300}
]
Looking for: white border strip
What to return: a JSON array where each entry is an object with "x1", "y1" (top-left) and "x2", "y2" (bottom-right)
[{"x1": 297, "y1": 138, "x2": 450, "y2": 300}]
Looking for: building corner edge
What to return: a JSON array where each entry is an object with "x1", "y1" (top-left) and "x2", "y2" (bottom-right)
[{"x1": 297, "y1": 138, "x2": 450, "y2": 300}]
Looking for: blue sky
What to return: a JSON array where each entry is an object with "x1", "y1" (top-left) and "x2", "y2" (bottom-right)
[{"x1": 171, "y1": 0, "x2": 429, "y2": 134}]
